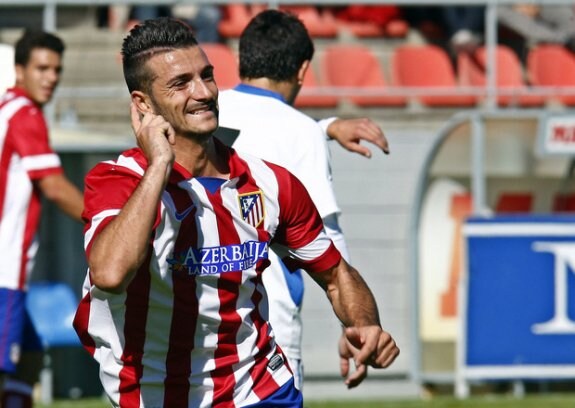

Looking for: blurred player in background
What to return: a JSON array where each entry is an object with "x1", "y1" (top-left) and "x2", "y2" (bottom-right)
[
  {"x1": 0, "y1": 30, "x2": 83, "y2": 407},
  {"x1": 218, "y1": 9, "x2": 391, "y2": 390}
]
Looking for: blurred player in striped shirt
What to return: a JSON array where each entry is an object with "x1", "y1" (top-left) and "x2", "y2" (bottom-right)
[{"x1": 0, "y1": 30, "x2": 84, "y2": 408}]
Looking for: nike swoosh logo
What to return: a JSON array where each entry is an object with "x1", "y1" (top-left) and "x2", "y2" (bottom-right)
[{"x1": 174, "y1": 205, "x2": 195, "y2": 221}]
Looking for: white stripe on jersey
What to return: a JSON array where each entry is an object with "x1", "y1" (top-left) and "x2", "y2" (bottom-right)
[
  {"x1": 20, "y1": 153, "x2": 61, "y2": 172},
  {"x1": 0, "y1": 96, "x2": 35, "y2": 289},
  {"x1": 240, "y1": 155, "x2": 281, "y2": 233},
  {"x1": 87, "y1": 285, "x2": 127, "y2": 407},
  {"x1": 222, "y1": 158, "x2": 294, "y2": 407},
  {"x1": 0, "y1": 154, "x2": 33, "y2": 289},
  {"x1": 273, "y1": 234, "x2": 333, "y2": 266},
  {"x1": 107, "y1": 155, "x2": 145, "y2": 176},
  {"x1": 0, "y1": 96, "x2": 29, "y2": 147},
  {"x1": 84, "y1": 209, "x2": 120, "y2": 250}
]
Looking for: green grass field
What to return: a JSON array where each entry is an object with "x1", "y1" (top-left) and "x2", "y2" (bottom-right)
[{"x1": 38, "y1": 394, "x2": 575, "y2": 408}]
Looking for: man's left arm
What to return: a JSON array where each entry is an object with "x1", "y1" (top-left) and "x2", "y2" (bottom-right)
[
  {"x1": 309, "y1": 258, "x2": 399, "y2": 386},
  {"x1": 318, "y1": 117, "x2": 390, "y2": 157}
]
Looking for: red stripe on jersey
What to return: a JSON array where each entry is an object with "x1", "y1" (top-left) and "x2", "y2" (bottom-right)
[
  {"x1": 282, "y1": 241, "x2": 341, "y2": 275},
  {"x1": 0, "y1": 137, "x2": 12, "y2": 221},
  {"x1": 163, "y1": 186, "x2": 198, "y2": 407},
  {"x1": 18, "y1": 193, "x2": 41, "y2": 289},
  {"x1": 247, "y1": 265, "x2": 270, "y2": 355},
  {"x1": 27, "y1": 167, "x2": 62, "y2": 180},
  {"x1": 266, "y1": 162, "x2": 325, "y2": 249},
  {"x1": 118, "y1": 248, "x2": 153, "y2": 407},
  {"x1": 73, "y1": 293, "x2": 96, "y2": 356},
  {"x1": 267, "y1": 161, "x2": 342, "y2": 273},
  {"x1": 82, "y1": 161, "x2": 144, "y2": 225},
  {"x1": 209, "y1": 188, "x2": 243, "y2": 408},
  {"x1": 236, "y1": 156, "x2": 282, "y2": 399}
]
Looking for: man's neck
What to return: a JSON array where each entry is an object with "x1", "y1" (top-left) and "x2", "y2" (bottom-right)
[
  {"x1": 174, "y1": 135, "x2": 229, "y2": 179},
  {"x1": 241, "y1": 78, "x2": 296, "y2": 105}
]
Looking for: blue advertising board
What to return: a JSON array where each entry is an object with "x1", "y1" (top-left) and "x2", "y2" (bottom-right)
[{"x1": 457, "y1": 216, "x2": 575, "y2": 395}]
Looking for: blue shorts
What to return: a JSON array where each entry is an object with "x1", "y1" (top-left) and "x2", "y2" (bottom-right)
[
  {"x1": 0, "y1": 288, "x2": 43, "y2": 373},
  {"x1": 244, "y1": 378, "x2": 302, "y2": 408}
]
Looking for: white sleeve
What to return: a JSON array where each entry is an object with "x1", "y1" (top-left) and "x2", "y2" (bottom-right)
[
  {"x1": 322, "y1": 212, "x2": 350, "y2": 263},
  {"x1": 290, "y1": 124, "x2": 340, "y2": 219},
  {"x1": 317, "y1": 117, "x2": 338, "y2": 141}
]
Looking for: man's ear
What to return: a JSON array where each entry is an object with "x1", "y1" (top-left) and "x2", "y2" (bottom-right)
[
  {"x1": 131, "y1": 91, "x2": 154, "y2": 115},
  {"x1": 14, "y1": 64, "x2": 24, "y2": 86},
  {"x1": 297, "y1": 60, "x2": 311, "y2": 86}
]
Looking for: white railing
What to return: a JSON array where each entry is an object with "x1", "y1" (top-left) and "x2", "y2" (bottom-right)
[{"x1": 4, "y1": 0, "x2": 575, "y2": 112}]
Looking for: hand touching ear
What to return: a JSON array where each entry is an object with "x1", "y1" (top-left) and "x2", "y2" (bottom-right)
[
  {"x1": 130, "y1": 102, "x2": 175, "y2": 182},
  {"x1": 130, "y1": 102, "x2": 176, "y2": 161}
]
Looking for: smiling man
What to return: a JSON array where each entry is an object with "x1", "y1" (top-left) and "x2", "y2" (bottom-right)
[
  {"x1": 0, "y1": 30, "x2": 84, "y2": 407},
  {"x1": 73, "y1": 17, "x2": 398, "y2": 408}
]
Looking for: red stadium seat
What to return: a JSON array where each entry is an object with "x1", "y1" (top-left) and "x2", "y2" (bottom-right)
[
  {"x1": 553, "y1": 193, "x2": 575, "y2": 212},
  {"x1": 333, "y1": 5, "x2": 408, "y2": 38},
  {"x1": 280, "y1": 6, "x2": 339, "y2": 38},
  {"x1": 294, "y1": 64, "x2": 339, "y2": 108},
  {"x1": 392, "y1": 45, "x2": 477, "y2": 107},
  {"x1": 201, "y1": 43, "x2": 239, "y2": 90},
  {"x1": 458, "y1": 45, "x2": 545, "y2": 107},
  {"x1": 218, "y1": 4, "x2": 253, "y2": 38},
  {"x1": 495, "y1": 192, "x2": 533, "y2": 213},
  {"x1": 321, "y1": 45, "x2": 407, "y2": 107},
  {"x1": 527, "y1": 44, "x2": 575, "y2": 106}
]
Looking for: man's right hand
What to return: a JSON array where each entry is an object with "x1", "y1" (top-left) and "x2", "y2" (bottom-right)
[{"x1": 130, "y1": 103, "x2": 176, "y2": 176}]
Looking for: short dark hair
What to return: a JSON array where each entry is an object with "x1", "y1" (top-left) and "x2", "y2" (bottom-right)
[
  {"x1": 14, "y1": 29, "x2": 65, "y2": 66},
  {"x1": 121, "y1": 17, "x2": 199, "y2": 93},
  {"x1": 239, "y1": 9, "x2": 314, "y2": 81}
]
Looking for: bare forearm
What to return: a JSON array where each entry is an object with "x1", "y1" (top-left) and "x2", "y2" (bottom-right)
[
  {"x1": 52, "y1": 181, "x2": 84, "y2": 222},
  {"x1": 324, "y1": 260, "x2": 381, "y2": 328},
  {"x1": 89, "y1": 162, "x2": 169, "y2": 293},
  {"x1": 37, "y1": 173, "x2": 84, "y2": 222}
]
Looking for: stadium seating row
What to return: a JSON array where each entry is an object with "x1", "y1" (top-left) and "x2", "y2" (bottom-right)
[
  {"x1": 218, "y1": 4, "x2": 409, "y2": 39},
  {"x1": 449, "y1": 192, "x2": 575, "y2": 214},
  {"x1": 204, "y1": 42, "x2": 575, "y2": 109}
]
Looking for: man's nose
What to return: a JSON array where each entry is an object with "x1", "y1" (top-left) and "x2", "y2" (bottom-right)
[{"x1": 189, "y1": 78, "x2": 214, "y2": 99}]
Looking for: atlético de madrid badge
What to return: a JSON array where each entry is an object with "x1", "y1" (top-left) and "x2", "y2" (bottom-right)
[{"x1": 238, "y1": 191, "x2": 265, "y2": 227}]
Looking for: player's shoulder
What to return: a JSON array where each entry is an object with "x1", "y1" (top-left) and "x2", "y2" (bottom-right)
[
  {"x1": 3, "y1": 95, "x2": 41, "y2": 122},
  {"x1": 218, "y1": 88, "x2": 244, "y2": 105},
  {"x1": 233, "y1": 147, "x2": 295, "y2": 179},
  {"x1": 87, "y1": 147, "x2": 147, "y2": 179}
]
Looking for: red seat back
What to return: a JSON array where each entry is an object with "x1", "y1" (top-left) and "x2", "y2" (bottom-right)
[
  {"x1": 458, "y1": 45, "x2": 544, "y2": 106},
  {"x1": 295, "y1": 65, "x2": 339, "y2": 108},
  {"x1": 321, "y1": 45, "x2": 406, "y2": 107},
  {"x1": 527, "y1": 45, "x2": 575, "y2": 105},
  {"x1": 201, "y1": 43, "x2": 239, "y2": 90},
  {"x1": 392, "y1": 45, "x2": 476, "y2": 107}
]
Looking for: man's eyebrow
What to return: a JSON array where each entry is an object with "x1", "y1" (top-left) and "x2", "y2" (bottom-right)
[{"x1": 167, "y1": 72, "x2": 193, "y2": 85}]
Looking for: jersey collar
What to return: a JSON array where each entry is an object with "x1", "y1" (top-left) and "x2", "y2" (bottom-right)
[
  {"x1": 7, "y1": 87, "x2": 38, "y2": 106},
  {"x1": 233, "y1": 83, "x2": 286, "y2": 104},
  {"x1": 168, "y1": 137, "x2": 248, "y2": 186}
]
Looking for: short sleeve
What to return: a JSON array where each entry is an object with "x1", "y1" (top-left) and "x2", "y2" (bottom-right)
[
  {"x1": 270, "y1": 165, "x2": 341, "y2": 274},
  {"x1": 9, "y1": 106, "x2": 62, "y2": 180},
  {"x1": 82, "y1": 161, "x2": 145, "y2": 254}
]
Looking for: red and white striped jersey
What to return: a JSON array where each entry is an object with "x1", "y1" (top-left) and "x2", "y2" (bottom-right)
[
  {"x1": 74, "y1": 142, "x2": 341, "y2": 408},
  {"x1": 0, "y1": 87, "x2": 63, "y2": 290}
]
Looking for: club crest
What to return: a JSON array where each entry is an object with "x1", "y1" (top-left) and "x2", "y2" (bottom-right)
[{"x1": 238, "y1": 191, "x2": 265, "y2": 227}]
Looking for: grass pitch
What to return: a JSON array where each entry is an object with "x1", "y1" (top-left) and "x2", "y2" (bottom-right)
[{"x1": 39, "y1": 394, "x2": 575, "y2": 407}]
